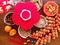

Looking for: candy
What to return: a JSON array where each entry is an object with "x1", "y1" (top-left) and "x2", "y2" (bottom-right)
[
  {"x1": 5, "y1": 25, "x2": 12, "y2": 32},
  {"x1": 9, "y1": 29, "x2": 17, "y2": 36}
]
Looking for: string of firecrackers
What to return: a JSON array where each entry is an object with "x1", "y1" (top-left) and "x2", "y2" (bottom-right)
[
  {"x1": 0, "y1": 0, "x2": 13, "y2": 14},
  {"x1": 55, "y1": 14, "x2": 60, "y2": 32},
  {"x1": 29, "y1": 17, "x2": 58, "y2": 45}
]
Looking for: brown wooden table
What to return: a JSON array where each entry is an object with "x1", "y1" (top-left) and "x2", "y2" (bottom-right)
[{"x1": 0, "y1": 0, "x2": 60, "y2": 45}]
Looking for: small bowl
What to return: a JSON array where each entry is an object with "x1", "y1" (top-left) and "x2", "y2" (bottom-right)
[
  {"x1": 18, "y1": 26, "x2": 31, "y2": 38},
  {"x1": 20, "y1": 0, "x2": 43, "y2": 10},
  {"x1": 34, "y1": 15, "x2": 48, "y2": 28},
  {"x1": 31, "y1": 0, "x2": 43, "y2": 10},
  {"x1": 4, "y1": 11, "x2": 14, "y2": 25}
]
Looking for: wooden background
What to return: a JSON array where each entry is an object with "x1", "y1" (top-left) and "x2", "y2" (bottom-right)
[{"x1": 0, "y1": 0, "x2": 60, "y2": 45}]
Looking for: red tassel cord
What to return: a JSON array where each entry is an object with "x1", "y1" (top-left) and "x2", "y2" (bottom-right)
[
  {"x1": 7, "y1": 36, "x2": 27, "y2": 45},
  {"x1": 14, "y1": 34, "x2": 27, "y2": 42}
]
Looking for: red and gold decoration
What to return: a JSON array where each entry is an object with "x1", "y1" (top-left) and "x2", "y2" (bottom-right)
[{"x1": 0, "y1": 0, "x2": 13, "y2": 14}]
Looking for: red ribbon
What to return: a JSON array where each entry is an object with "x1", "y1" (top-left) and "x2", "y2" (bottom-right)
[
  {"x1": 7, "y1": 36, "x2": 24, "y2": 45},
  {"x1": 14, "y1": 34, "x2": 27, "y2": 42},
  {"x1": 7, "y1": 34, "x2": 27, "y2": 45}
]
